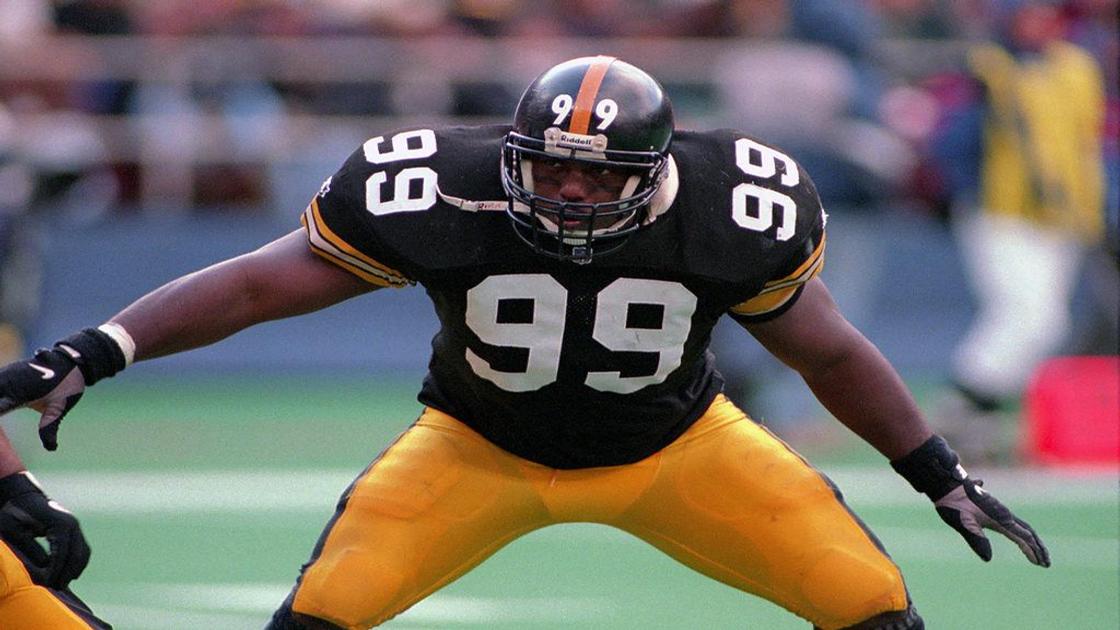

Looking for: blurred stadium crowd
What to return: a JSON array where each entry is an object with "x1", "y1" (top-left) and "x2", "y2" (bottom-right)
[
  {"x1": 0, "y1": 0, "x2": 1117, "y2": 459},
  {"x1": 0, "y1": 1, "x2": 1113, "y2": 210}
]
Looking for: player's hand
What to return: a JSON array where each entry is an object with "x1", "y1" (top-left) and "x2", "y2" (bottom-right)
[
  {"x1": 891, "y1": 434, "x2": 1050, "y2": 568},
  {"x1": 0, "y1": 348, "x2": 87, "y2": 451},
  {"x1": 933, "y1": 476, "x2": 1050, "y2": 566},
  {"x1": 0, "y1": 472, "x2": 91, "y2": 588}
]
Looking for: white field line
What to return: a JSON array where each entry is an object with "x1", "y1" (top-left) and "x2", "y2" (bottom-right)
[
  {"x1": 87, "y1": 540, "x2": 1117, "y2": 630},
  {"x1": 535, "y1": 522, "x2": 1118, "y2": 570},
  {"x1": 37, "y1": 467, "x2": 1120, "y2": 569},
  {"x1": 36, "y1": 467, "x2": 1118, "y2": 514},
  {"x1": 43, "y1": 469, "x2": 355, "y2": 514},
  {"x1": 91, "y1": 587, "x2": 615, "y2": 629},
  {"x1": 827, "y1": 467, "x2": 1120, "y2": 507},
  {"x1": 78, "y1": 603, "x2": 260, "y2": 630},
  {"x1": 870, "y1": 526, "x2": 1120, "y2": 569}
]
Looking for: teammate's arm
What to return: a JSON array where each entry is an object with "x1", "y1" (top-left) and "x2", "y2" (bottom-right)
[
  {"x1": 743, "y1": 277, "x2": 1050, "y2": 567},
  {"x1": 0, "y1": 229, "x2": 376, "y2": 449}
]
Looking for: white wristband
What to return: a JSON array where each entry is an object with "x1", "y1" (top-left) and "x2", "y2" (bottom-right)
[{"x1": 97, "y1": 322, "x2": 137, "y2": 368}]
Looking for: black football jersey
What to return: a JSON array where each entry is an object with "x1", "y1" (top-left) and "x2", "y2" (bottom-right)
[{"x1": 304, "y1": 124, "x2": 826, "y2": 468}]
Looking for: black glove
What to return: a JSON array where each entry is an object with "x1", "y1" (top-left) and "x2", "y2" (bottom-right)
[
  {"x1": 0, "y1": 328, "x2": 126, "y2": 450},
  {"x1": 0, "y1": 471, "x2": 91, "y2": 588},
  {"x1": 891, "y1": 434, "x2": 1051, "y2": 567}
]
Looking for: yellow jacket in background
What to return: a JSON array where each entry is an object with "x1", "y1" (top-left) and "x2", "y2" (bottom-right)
[{"x1": 969, "y1": 41, "x2": 1105, "y2": 243}]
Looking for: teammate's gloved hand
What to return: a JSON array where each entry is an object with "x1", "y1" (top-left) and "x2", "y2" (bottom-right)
[
  {"x1": 891, "y1": 434, "x2": 1051, "y2": 567},
  {"x1": 0, "y1": 328, "x2": 127, "y2": 451},
  {"x1": 0, "y1": 349, "x2": 86, "y2": 451},
  {"x1": 0, "y1": 471, "x2": 91, "y2": 588}
]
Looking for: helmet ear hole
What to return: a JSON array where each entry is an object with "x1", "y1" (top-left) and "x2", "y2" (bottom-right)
[{"x1": 501, "y1": 56, "x2": 675, "y2": 262}]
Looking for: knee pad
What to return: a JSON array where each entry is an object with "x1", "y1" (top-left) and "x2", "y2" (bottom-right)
[{"x1": 800, "y1": 547, "x2": 909, "y2": 629}]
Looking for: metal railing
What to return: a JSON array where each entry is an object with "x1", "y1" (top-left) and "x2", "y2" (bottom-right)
[{"x1": 1, "y1": 35, "x2": 968, "y2": 209}]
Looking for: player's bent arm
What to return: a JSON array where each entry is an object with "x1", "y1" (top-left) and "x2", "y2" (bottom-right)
[
  {"x1": 744, "y1": 278, "x2": 1051, "y2": 567},
  {"x1": 743, "y1": 277, "x2": 931, "y2": 460},
  {"x1": 112, "y1": 229, "x2": 376, "y2": 361}
]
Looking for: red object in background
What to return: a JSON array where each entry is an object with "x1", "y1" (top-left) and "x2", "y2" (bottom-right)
[{"x1": 1024, "y1": 356, "x2": 1120, "y2": 467}]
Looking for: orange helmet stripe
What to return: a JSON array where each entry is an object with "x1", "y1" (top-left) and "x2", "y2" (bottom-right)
[{"x1": 568, "y1": 55, "x2": 616, "y2": 135}]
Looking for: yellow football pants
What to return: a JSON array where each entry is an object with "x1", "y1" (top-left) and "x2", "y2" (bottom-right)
[
  {"x1": 0, "y1": 541, "x2": 104, "y2": 629},
  {"x1": 293, "y1": 395, "x2": 909, "y2": 629}
]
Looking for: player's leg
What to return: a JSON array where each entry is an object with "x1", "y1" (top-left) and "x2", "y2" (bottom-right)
[
  {"x1": 951, "y1": 212, "x2": 1083, "y2": 400},
  {"x1": 612, "y1": 395, "x2": 919, "y2": 630},
  {"x1": 0, "y1": 540, "x2": 111, "y2": 629},
  {"x1": 268, "y1": 408, "x2": 552, "y2": 629}
]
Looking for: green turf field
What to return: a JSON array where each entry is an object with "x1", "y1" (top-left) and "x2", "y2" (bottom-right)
[{"x1": 5, "y1": 375, "x2": 1118, "y2": 629}]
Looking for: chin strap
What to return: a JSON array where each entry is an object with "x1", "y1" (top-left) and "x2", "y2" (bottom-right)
[{"x1": 436, "y1": 186, "x2": 507, "y2": 213}]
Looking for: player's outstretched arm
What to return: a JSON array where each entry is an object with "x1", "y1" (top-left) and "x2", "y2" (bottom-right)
[
  {"x1": 112, "y1": 229, "x2": 375, "y2": 361},
  {"x1": 744, "y1": 278, "x2": 1050, "y2": 567},
  {"x1": 0, "y1": 229, "x2": 375, "y2": 449}
]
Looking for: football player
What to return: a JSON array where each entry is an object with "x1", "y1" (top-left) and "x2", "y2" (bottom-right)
[
  {"x1": 0, "y1": 56, "x2": 1048, "y2": 629},
  {"x1": 0, "y1": 429, "x2": 111, "y2": 628}
]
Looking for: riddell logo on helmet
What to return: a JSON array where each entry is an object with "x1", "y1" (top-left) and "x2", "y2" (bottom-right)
[
  {"x1": 558, "y1": 132, "x2": 597, "y2": 148},
  {"x1": 544, "y1": 128, "x2": 608, "y2": 156}
]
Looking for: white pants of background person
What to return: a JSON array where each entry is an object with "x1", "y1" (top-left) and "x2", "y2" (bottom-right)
[{"x1": 951, "y1": 210, "x2": 1086, "y2": 400}]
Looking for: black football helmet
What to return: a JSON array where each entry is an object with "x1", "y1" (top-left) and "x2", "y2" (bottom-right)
[{"x1": 502, "y1": 55, "x2": 674, "y2": 263}]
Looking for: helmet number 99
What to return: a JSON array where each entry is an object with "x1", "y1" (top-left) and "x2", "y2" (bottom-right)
[
  {"x1": 594, "y1": 99, "x2": 618, "y2": 130},
  {"x1": 551, "y1": 95, "x2": 574, "y2": 125},
  {"x1": 550, "y1": 94, "x2": 619, "y2": 130}
]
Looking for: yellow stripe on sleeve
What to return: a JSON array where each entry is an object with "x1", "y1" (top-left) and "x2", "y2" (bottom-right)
[
  {"x1": 758, "y1": 233, "x2": 826, "y2": 295},
  {"x1": 301, "y1": 203, "x2": 411, "y2": 288},
  {"x1": 310, "y1": 200, "x2": 408, "y2": 279},
  {"x1": 730, "y1": 233, "x2": 826, "y2": 317},
  {"x1": 729, "y1": 285, "x2": 800, "y2": 318}
]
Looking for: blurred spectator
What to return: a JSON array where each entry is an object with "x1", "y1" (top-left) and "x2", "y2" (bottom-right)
[
  {"x1": 0, "y1": 0, "x2": 51, "y2": 41},
  {"x1": 0, "y1": 104, "x2": 42, "y2": 364},
  {"x1": 1062, "y1": 0, "x2": 1119, "y2": 357},
  {"x1": 514, "y1": 0, "x2": 659, "y2": 37},
  {"x1": 51, "y1": 0, "x2": 138, "y2": 207},
  {"x1": 716, "y1": 0, "x2": 915, "y2": 204},
  {"x1": 439, "y1": 0, "x2": 526, "y2": 117},
  {"x1": 0, "y1": 0, "x2": 119, "y2": 219},
  {"x1": 280, "y1": 1, "x2": 436, "y2": 117},
  {"x1": 126, "y1": 0, "x2": 296, "y2": 210},
  {"x1": 871, "y1": 0, "x2": 982, "y2": 39},
  {"x1": 53, "y1": 0, "x2": 135, "y2": 114},
  {"x1": 926, "y1": 0, "x2": 1108, "y2": 462}
]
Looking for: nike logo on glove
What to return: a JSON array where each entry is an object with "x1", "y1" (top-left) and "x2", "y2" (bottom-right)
[{"x1": 29, "y1": 364, "x2": 55, "y2": 380}]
